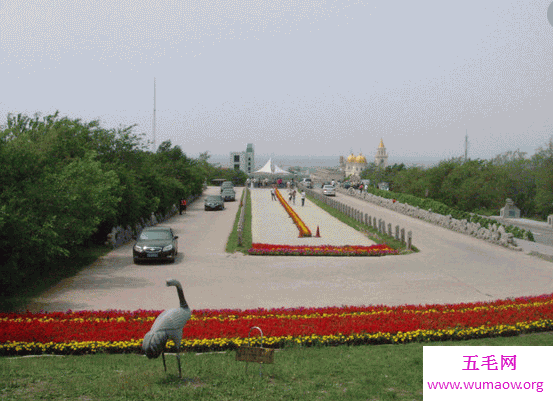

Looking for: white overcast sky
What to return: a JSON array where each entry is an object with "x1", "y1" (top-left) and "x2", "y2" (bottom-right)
[{"x1": 2, "y1": 0, "x2": 553, "y2": 168}]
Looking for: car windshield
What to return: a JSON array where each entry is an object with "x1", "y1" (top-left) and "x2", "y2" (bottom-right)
[
  {"x1": 140, "y1": 231, "x2": 172, "y2": 240},
  {"x1": 324, "y1": 185, "x2": 334, "y2": 189},
  {"x1": 207, "y1": 196, "x2": 222, "y2": 201}
]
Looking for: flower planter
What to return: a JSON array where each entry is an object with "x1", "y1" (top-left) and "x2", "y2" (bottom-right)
[{"x1": 248, "y1": 243, "x2": 398, "y2": 256}]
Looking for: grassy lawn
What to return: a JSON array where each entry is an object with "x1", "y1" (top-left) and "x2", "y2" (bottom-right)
[
  {"x1": 226, "y1": 187, "x2": 252, "y2": 254},
  {"x1": 2, "y1": 333, "x2": 552, "y2": 400}
]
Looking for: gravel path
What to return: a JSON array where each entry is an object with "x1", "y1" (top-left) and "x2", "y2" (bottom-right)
[{"x1": 250, "y1": 188, "x2": 376, "y2": 246}]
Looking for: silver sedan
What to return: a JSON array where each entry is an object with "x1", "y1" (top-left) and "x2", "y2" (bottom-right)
[{"x1": 322, "y1": 185, "x2": 336, "y2": 196}]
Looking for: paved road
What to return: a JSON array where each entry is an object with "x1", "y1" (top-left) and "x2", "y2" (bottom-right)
[
  {"x1": 485, "y1": 216, "x2": 553, "y2": 247},
  {"x1": 26, "y1": 186, "x2": 553, "y2": 313}
]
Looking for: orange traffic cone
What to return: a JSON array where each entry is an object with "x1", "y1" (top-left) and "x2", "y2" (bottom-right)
[{"x1": 316, "y1": 225, "x2": 320, "y2": 237}]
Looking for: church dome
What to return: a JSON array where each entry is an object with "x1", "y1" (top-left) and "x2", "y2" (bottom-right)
[
  {"x1": 347, "y1": 153, "x2": 356, "y2": 163},
  {"x1": 356, "y1": 153, "x2": 367, "y2": 163}
]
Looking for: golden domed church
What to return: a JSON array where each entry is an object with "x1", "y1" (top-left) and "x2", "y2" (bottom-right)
[
  {"x1": 336, "y1": 138, "x2": 389, "y2": 181},
  {"x1": 344, "y1": 152, "x2": 368, "y2": 179}
]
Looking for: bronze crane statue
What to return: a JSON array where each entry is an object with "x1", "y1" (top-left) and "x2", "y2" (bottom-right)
[{"x1": 142, "y1": 279, "x2": 192, "y2": 378}]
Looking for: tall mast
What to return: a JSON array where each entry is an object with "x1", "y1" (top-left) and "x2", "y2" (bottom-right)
[
  {"x1": 464, "y1": 129, "x2": 468, "y2": 162},
  {"x1": 152, "y1": 77, "x2": 156, "y2": 152}
]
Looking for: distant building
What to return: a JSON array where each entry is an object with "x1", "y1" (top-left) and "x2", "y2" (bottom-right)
[
  {"x1": 334, "y1": 138, "x2": 390, "y2": 181},
  {"x1": 230, "y1": 143, "x2": 255, "y2": 175},
  {"x1": 344, "y1": 152, "x2": 368, "y2": 179},
  {"x1": 375, "y1": 138, "x2": 389, "y2": 168}
]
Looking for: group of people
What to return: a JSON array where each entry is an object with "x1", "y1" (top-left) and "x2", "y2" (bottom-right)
[
  {"x1": 247, "y1": 177, "x2": 294, "y2": 189},
  {"x1": 246, "y1": 178, "x2": 271, "y2": 188},
  {"x1": 270, "y1": 186, "x2": 306, "y2": 206}
]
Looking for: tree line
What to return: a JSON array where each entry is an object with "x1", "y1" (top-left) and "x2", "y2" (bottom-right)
[
  {"x1": 359, "y1": 139, "x2": 553, "y2": 220},
  {"x1": 0, "y1": 111, "x2": 246, "y2": 298}
]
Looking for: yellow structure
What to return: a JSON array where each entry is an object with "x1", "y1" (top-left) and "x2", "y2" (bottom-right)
[
  {"x1": 338, "y1": 138, "x2": 389, "y2": 180},
  {"x1": 344, "y1": 152, "x2": 368, "y2": 179},
  {"x1": 375, "y1": 138, "x2": 388, "y2": 168}
]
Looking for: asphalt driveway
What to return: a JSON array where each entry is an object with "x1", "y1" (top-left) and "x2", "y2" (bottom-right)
[{"x1": 26, "y1": 186, "x2": 553, "y2": 313}]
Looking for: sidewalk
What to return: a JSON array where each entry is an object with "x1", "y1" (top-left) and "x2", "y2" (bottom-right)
[
  {"x1": 250, "y1": 188, "x2": 376, "y2": 247},
  {"x1": 475, "y1": 216, "x2": 553, "y2": 256},
  {"x1": 486, "y1": 215, "x2": 552, "y2": 229}
]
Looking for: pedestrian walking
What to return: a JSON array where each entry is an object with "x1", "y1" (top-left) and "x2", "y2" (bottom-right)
[
  {"x1": 301, "y1": 190, "x2": 306, "y2": 206},
  {"x1": 271, "y1": 187, "x2": 276, "y2": 201},
  {"x1": 179, "y1": 198, "x2": 187, "y2": 215},
  {"x1": 292, "y1": 189, "x2": 296, "y2": 205}
]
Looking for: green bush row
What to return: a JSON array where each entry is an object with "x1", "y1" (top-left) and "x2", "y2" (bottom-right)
[{"x1": 361, "y1": 186, "x2": 535, "y2": 242}]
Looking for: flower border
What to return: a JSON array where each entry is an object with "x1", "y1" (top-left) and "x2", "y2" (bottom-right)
[
  {"x1": 248, "y1": 243, "x2": 398, "y2": 256},
  {"x1": 3, "y1": 293, "x2": 553, "y2": 355},
  {"x1": 274, "y1": 188, "x2": 311, "y2": 237}
]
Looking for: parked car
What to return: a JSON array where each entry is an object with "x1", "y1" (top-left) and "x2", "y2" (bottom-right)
[
  {"x1": 221, "y1": 188, "x2": 236, "y2": 201},
  {"x1": 322, "y1": 185, "x2": 336, "y2": 196},
  {"x1": 133, "y1": 226, "x2": 178, "y2": 264},
  {"x1": 205, "y1": 195, "x2": 225, "y2": 211},
  {"x1": 301, "y1": 178, "x2": 312, "y2": 188},
  {"x1": 220, "y1": 181, "x2": 234, "y2": 193}
]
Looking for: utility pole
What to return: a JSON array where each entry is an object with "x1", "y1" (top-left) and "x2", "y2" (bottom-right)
[
  {"x1": 152, "y1": 77, "x2": 156, "y2": 152},
  {"x1": 464, "y1": 130, "x2": 468, "y2": 163}
]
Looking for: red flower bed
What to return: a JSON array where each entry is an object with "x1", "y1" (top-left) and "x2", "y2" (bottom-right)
[
  {"x1": 248, "y1": 243, "x2": 398, "y2": 256},
  {"x1": 2, "y1": 294, "x2": 553, "y2": 355}
]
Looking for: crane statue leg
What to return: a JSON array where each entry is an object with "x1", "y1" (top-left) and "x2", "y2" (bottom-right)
[
  {"x1": 162, "y1": 350, "x2": 167, "y2": 372},
  {"x1": 176, "y1": 347, "x2": 182, "y2": 378}
]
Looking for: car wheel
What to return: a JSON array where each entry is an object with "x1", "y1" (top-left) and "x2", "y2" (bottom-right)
[{"x1": 133, "y1": 259, "x2": 140, "y2": 265}]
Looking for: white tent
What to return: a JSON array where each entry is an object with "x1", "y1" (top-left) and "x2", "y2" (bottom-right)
[
  {"x1": 254, "y1": 158, "x2": 274, "y2": 174},
  {"x1": 253, "y1": 158, "x2": 292, "y2": 175},
  {"x1": 273, "y1": 164, "x2": 290, "y2": 174}
]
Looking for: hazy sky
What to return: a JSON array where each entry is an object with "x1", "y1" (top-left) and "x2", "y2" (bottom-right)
[{"x1": 2, "y1": 0, "x2": 553, "y2": 168}]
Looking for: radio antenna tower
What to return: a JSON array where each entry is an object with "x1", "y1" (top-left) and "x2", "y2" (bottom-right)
[
  {"x1": 152, "y1": 77, "x2": 156, "y2": 152},
  {"x1": 464, "y1": 130, "x2": 468, "y2": 163}
]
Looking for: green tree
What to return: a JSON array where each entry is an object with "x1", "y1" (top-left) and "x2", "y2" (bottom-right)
[
  {"x1": 391, "y1": 165, "x2": 427, "y2": 196},
  {"x1": 491, "y1": 149, "x2": 536, "y2": 217},
  {"x1": 532, "y1": 137, "x2": 553, "y2": 218},
  {"x1": 422, "y1": 157, "x2": 464, "y2": 205}
]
